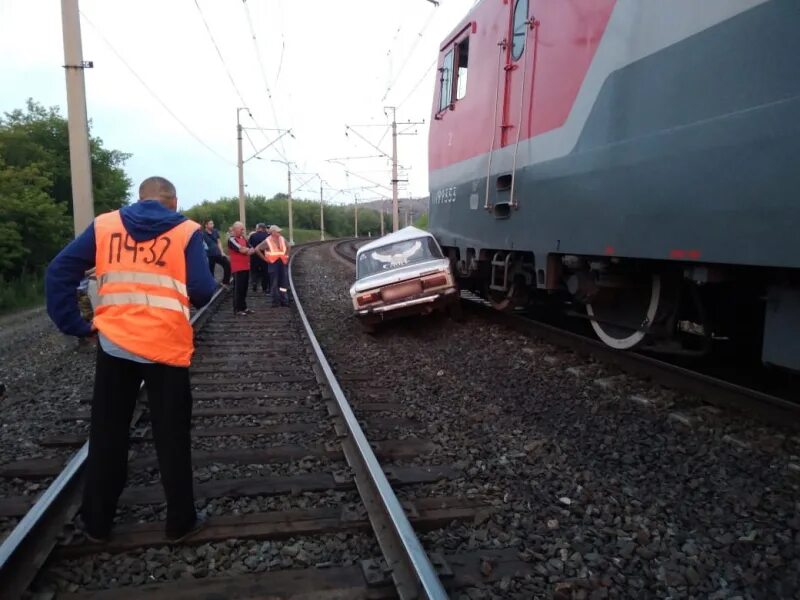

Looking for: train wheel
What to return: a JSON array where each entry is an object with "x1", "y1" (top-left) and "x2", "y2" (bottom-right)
[
  {"x1": 586, "y1": 274, "x2": 662, "y2": 350},
  {"x1": 488, "y1": 282, "x2": 529, "y2": 312}
]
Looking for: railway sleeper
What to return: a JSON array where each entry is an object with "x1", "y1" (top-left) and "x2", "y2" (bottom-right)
[{"x1": 54, "y1": 496, "x2": 488, "y2": 559}]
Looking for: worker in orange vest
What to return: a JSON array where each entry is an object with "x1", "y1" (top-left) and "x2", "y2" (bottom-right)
[
  {"x1": 45, "y1": 176, "x2": 217, "y2": 544},
  {"x1": 255, "y1": 225, "x2": 290, "y2": 307}
]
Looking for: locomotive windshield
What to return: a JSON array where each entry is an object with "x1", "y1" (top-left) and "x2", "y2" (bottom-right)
[{"x1": 357, "y1": 236, "x2": 444, "y2": 279}]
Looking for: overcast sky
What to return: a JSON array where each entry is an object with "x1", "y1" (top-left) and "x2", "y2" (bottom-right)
[{"x1": 0, "y1": 0, "x2": 473, "y2": 209}]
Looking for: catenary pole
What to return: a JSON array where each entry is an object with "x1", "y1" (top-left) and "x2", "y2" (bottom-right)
[
  {"x1": 319, "y1": 182, "x2": 325, "y2": 241},
  {"x1": 390, "y1": 107, "x2": 399, "y2": 232},
  {"x1": 236, "y1": 108, "x2": 247, "y2": 228},
  {"x1": 270, "y1": 159, "x2": 294, "y2": 244},
  {"x1": 61, "y1": 0, "x2": 94, "y2": 236},
  {"x1": 287, "y1": 167, "x2": 294, "y2": 245}
]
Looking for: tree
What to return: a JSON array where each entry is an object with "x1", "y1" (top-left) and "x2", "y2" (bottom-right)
[
  {"x1": 0, "y1": 158, "x2": 70, "y2": 278},
  {"x1": 0, "y1": 99, "x2": 131, "y2": 216},
  {"x1": 0, "y1": 99, "x2": 132, "y2": 281},
  {"x1": 182, "y1": 193, "x2": 388, "y2": 239}
]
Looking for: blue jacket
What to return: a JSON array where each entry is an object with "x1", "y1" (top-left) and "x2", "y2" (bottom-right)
[{"x1": 46, "y1": 200, "x2": 218, "y2": 337}]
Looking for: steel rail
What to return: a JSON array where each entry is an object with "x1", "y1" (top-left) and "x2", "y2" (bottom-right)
[
  {"x1": 332, "y1": 245, "x2": 798, "y2": 429},
  {"x1": 0, "y1": 285, "x2": 227, "y2": 599},
  {"x1": 289, "y1": 245, "x2": 447, "y2": 600},
  {"x1": 460, "y1": 295, "x2": 800, "y2": 429}
]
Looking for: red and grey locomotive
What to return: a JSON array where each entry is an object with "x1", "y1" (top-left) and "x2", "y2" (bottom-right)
[{"x1": 428, "y1": 0, "x2": 800, "y2": 371}]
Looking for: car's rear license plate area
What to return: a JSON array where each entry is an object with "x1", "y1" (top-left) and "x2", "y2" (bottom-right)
[{"x1": 381, "y1": 280, "x2": 423, "y2": 302}]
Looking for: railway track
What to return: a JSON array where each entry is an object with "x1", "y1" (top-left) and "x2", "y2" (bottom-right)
[
  {"x1": 333, "y1": 240, "x2": 800, "y2": 431},
  {"x1": 0, "y1": 242, "x2": 516, "y2": 599}
]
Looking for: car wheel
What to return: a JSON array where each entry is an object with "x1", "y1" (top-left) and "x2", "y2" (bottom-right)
[
  {"x1": 447, "y1": 300, "x2": 464, "y2": 322},
  {"x1": 360, "y1": 321, "x2": 377, "y2": 334}
]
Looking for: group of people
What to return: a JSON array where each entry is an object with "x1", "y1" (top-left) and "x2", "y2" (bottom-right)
[
  {"x1": 44, "y1": 176, "x2": 293, "y2": 544},
  {"x1": 201, "y1": 219, "x2": 290, "y2": 314}
]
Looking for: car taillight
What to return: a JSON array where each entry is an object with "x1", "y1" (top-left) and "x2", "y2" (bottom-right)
[
  {"x1": 421, "y1": 273, "x2": 448, "y2": 289},
  {"x1": 357, "y1": 291, "x2": 380, "y2": 306}
]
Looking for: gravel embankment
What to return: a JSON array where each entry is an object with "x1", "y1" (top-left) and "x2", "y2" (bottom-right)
[
  {"x1": 0, "y1": 307, "x2": 95, "y2": 540},
  {"x1": 293, "y1": 242, "x2": 800, "y2": 600}
]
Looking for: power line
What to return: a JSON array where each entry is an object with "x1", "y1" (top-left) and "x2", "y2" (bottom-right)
[
  {"x1": 382, "y1": 8, "x2": 438, "y2": 102},
  {"x1": 397, "y1": 58, "x2": 437, "y2": 109},
  {"x1": 344, "y1": 126, "x2": 393, "y2": 161},
  {"x1": 274, "y1": 0, "x2": 286, "y2": 84},
  {"x1": 192, "y1": 0, "x2": 250, "y2": 110},
  {"x1": 79, "y1": 11, "x2": 234, "y2": 166},
  {"x1": 242, "y1": 0, "x2": 289, "y2": 161},
  {"x1": 194, "y1": 0, "x2": 290, "y2": 165}
]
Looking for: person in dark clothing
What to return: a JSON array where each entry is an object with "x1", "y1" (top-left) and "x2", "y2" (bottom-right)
[
  {"x1": 255, "y1": 225, "x2": 290, "y2": 307},
  {"x1": 202, "y1": 219, "x2": 230, "y2": 285},
  {"x1": 248, "y1": 223, "x2": 269, "y2": 293},
  {"x1": 228, "y1": 221, "x2": 254, "y2": 315},
  {"x1": 45, "y1": 176, "x2": 218, "y2": 543}
]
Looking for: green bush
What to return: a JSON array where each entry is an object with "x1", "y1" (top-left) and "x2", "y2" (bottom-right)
[{"x1": 0, "y1": 272, "x2": 45, "y2": 315}]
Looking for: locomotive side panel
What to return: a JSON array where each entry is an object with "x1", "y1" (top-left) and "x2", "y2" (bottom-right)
[
  {"x1": 428, "y1": 0, "x2": 800, "y2": 366},
  {"x1": 430, "y1": 0, "x2": 800, "y2": 271}
]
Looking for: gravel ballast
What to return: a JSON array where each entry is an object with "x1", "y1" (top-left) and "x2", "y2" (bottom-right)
[{"x1": 292, "y1": 242, "x2": 800, "y2": 600}]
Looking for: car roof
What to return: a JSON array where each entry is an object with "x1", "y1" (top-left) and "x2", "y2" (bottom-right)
[{"x1": 356, "y1": 226, "x2": 435, "y2": 256}]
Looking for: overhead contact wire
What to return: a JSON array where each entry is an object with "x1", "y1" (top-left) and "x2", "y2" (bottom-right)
[
  {"x1": 242, "y1": 0, "x2": 289, "y2": 162},
  {"x1": 382, "y1": 8, "x2": 438, "y2": 102},
  {"x1": 79, "y1": 11, "x2": 234, "y2": 166},
  {"x1": 192, "y1": 0, "x2": 250, "y2": 109}
]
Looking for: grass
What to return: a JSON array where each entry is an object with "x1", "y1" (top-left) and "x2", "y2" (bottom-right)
[
  {"x1": 0, "y1": 272, "x2": 46, "y2": 315},
  {"x1": 290, "y1": 228, "x2": 335, "y2": 243}
]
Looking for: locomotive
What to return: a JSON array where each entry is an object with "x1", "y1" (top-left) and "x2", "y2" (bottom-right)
[{"x1": 427, "y1": 0, "x2": 800, "y2": 372}]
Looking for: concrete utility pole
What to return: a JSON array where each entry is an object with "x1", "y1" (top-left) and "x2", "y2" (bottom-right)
[
  {"x1": 384, "y1": 106, "x2": 424, "y2": 233},
  {"x1": 390, "y1": 106, "x2": 399, "y2": 232},
  {"x1": 354, "y1": 195, "x2": 359, "y2": 237},
  {"x1": 236, "y1": 107, "x2": 247, "y2": 227},
  {"x1": 319, "y1": 182, "x2": 325, "y2": 241},
  {"x1": 61, "y1": 0, "x2": 94, "y2": 236},
  {"x1": 287, "y1": 168, "x2": 293, "y2": 244},
  {"x1": 271, "y1": 159, "x2": 295, "y2": 245},
  {"x1": 380, "y1": 201, "x2": 385, "y2": 237}
]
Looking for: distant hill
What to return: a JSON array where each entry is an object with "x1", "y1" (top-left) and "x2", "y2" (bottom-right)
[{"x1": 358, "y1": 196, "x2": 429, "y2": 226}]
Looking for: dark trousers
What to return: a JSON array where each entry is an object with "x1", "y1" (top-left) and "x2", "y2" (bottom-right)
[
  {"x1": 208, "y1": 254, "x2": 231, "y2": 285},
  {"x1": 250, "y1": 260, "x2": 268, "y2": 292},
  {"x1": 82, "y1": 346, "x2": 196, "y2": 538},
  {"x1": 233, "y1": 270, "x2": 249, "y2": 312},
  {"x1": 268, "y1": 261, "x2": 289, "y2": 306}
]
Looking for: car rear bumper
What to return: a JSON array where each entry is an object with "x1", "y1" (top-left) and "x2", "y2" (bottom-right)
[{"x1": 355, "y1": 288, "x2": 458, "y2": 321}]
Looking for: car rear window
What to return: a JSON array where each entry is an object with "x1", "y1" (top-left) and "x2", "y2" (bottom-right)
[{"x1": 357, "y1": 237, "x2": 444, "y2": 278}]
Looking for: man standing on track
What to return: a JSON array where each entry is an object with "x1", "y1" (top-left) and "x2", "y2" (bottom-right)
[
  {"x1": 248, "y1": 223, "x2": 269, "y2": 294},
  {"x1": 228, "y1": 221, "x2": 254, "y2": 315},
  {"x1": 202, "y1": 219, "x2": 230, "y2": 287},
  {"x1": 45, "y1": 176, "x2": 217, "y2": 543},
  {"x1": 256, "y1": 225, "x2": 290, "y2": 307}
]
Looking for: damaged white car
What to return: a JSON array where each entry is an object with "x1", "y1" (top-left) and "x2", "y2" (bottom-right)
[{"x1": 349, "y1": 226, "x2": 460, "y2": 331}]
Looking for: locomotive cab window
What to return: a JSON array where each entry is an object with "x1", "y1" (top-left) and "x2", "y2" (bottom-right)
[
  {"x1": 455, "y1": 37, "x2": 469, "y2": 100},
  {"x1": 512, "y1": 0, "x2": 528, "y2": 61},
  {"x1": 438, "y1": 48, "x2": 454, "y2": 111}
]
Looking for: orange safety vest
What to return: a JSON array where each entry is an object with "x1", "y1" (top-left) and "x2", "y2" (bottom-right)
[
  {"x1": 93, "y1": 210, "x2": 200, "y2": 367},
  {"x1": 265, "y1": 235, "x2": 289, "y2": 265}
]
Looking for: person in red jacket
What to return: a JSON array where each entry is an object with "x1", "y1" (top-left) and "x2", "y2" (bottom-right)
[{"x1": 227, "y1": 221, "x2": 254, "y2": 315}]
